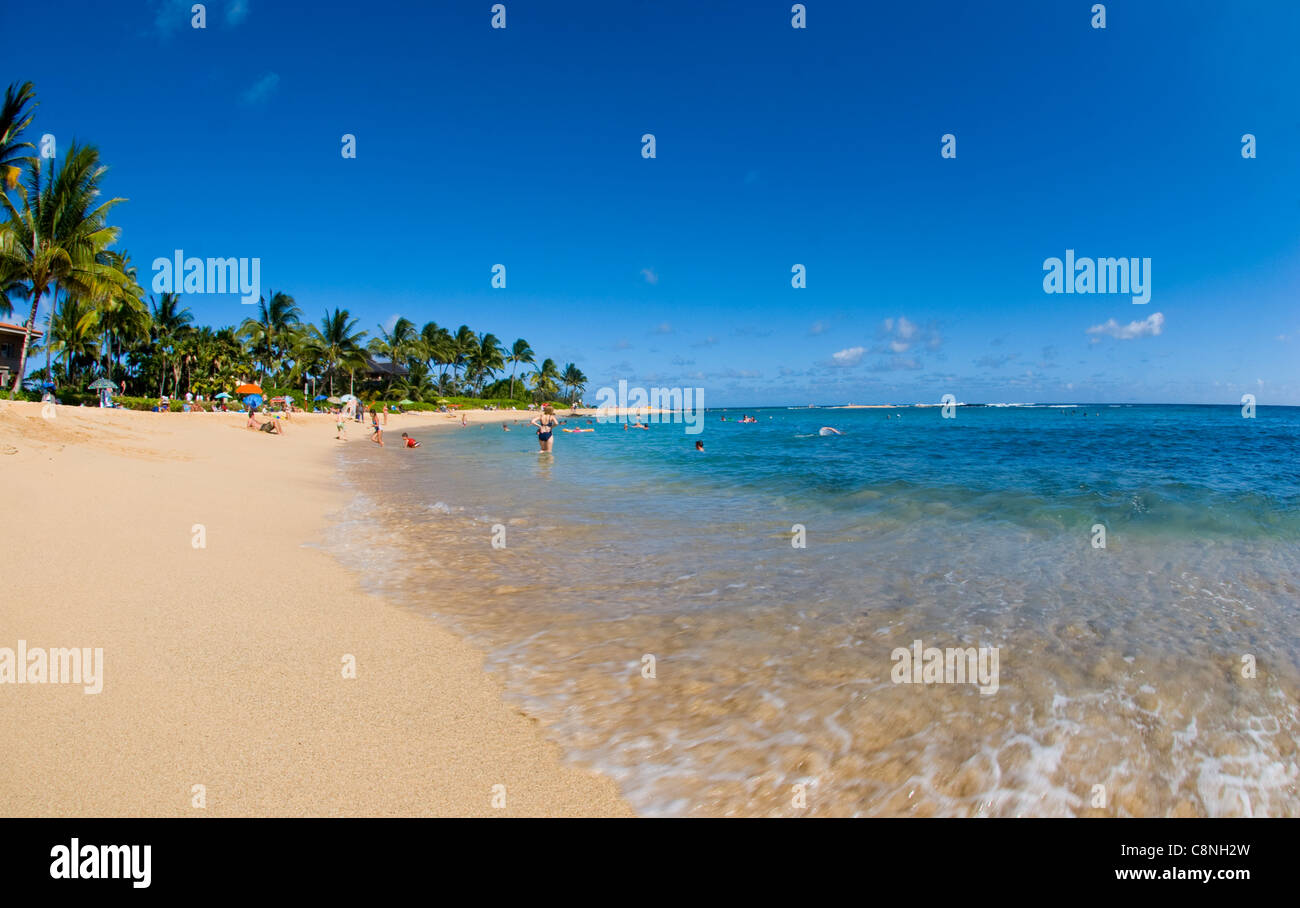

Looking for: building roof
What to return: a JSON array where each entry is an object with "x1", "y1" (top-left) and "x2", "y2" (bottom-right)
[
  {"x1": 364, "y1": 357, "x2": 409, "y2": 377},
  {"x1": 0, "y1": 322, "x2": 42, "y2": 339}
]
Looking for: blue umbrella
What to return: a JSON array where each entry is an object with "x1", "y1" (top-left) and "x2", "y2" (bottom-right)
[
  {"x1": 242, "y1": 394, "x2": 264, "y2": 408},
  {"x1": 313, "y1": 395, "x2": 328, "y2": 401}
]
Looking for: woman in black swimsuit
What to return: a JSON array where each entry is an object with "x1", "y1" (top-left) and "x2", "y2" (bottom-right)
[{"x1": 531, "y1": 405, "x2": 558, "y2": 452}]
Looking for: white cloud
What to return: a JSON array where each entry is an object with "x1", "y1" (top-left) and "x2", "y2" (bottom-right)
[
  {"x1": 875, "y1": 315, "x2": 942, "y2": 354},
  {"x1": 1086, "y1": 311, "x2": 1164, "y2": 342},
  {"x1": 831, "y1": 346, "x2": 865, "y2": 366},
  {"x1": 640, "y1": 267, "x2": 658, "y2": 285},
  {"x1": 242, "y1": 72, "x2": 280, "y2": 105}
]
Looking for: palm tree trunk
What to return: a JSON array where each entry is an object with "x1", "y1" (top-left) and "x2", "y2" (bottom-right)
[
  {"x1": 10, "y1": 288, "x2": 41, "y2": 394},
  {"x1": 43, "y1": 282, "x2": 59, "y2": 390}
]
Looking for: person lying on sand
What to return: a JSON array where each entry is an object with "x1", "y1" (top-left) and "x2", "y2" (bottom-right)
[
  {"x1": 401, "y1": 432, "x2": 420, "y2": 448},
  {"x1": 246, "y1": 408, "x2": 283, "y2": 434}
]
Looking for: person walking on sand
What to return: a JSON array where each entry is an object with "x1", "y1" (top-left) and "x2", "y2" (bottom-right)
[
  {"x1": 370, "y1": 410, "x2": 384, "y2": 446},
  {"x1": 531, "y1": 405, "x2": 559, "y2": 453}
]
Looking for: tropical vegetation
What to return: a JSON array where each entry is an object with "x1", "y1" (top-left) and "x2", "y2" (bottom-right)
[{"x1": 0, "y1": 81, "x2": 587, "y2": 407}]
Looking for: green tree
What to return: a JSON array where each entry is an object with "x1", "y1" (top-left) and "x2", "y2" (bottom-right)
[
  {"x1": 560, "y1": 362, "x2": 588, "y2": 406},
  {"x1": 149, "y1": 292, "x2": 192, "y2": 397},
  {"x1": 506, "y1": 337, "x2": 534, "y2": 401},
  {"x1": 0, "y1": 81, "x2": 35, "y2": 193},
  {"x1": 530, "y1": 357, "x2": 561, "y2": 404},
  {"x1": 308, "y1": 308, "x2": 368, "y2": 395},
  {"x1": 238, "y1": 290, "x2": 301, "y2": 383},
  {"x1": 1, "y1": 142, "x2": 127, "y2": 392},
  {"x1": 44, "y1": 292, "x2": 99, "y2": 387},
  {"x1": 466, "y1": 332, "x2": 504, "y2": 396}
]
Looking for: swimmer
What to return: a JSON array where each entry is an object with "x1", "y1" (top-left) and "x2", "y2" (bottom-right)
[
  {"x1": 695, "y1": 440, "x2": 704, "y2": 452},
  {"x1": 531, "y1": 405, "x2": 558, "y2": 452}
]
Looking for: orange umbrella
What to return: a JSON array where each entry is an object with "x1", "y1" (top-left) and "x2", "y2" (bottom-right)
[{"x1": 235, "y1": 383, "x2": 262, "y2": 395}]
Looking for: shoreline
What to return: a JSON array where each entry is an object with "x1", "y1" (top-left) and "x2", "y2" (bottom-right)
[{"x1": 0, "y1": 401, "x2": 632, "y2": 817}]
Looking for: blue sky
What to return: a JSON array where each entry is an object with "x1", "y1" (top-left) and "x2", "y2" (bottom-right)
[{"x1": 11, "y1": 0, "x2": 1300, "y2": 404}]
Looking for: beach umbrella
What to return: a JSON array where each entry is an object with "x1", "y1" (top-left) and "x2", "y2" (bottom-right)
[
  {"x1": 235, "y1": 383, "x2": 262, "y2": 395},
  {"x1": 87, "y1": 378, "x2": 117, "y2": 391},
  {"x1": 214, "y1": 392, "x2": 232, "y2": 399},
  {"x1": 399, "y1": 398, "x2": 415, "y2": 405},
  {"x1": 339, "y1": 394, "x2": 357, "y2": 403},
  {"x1": 242, "y1": 394, "x2": 264, "y2": 408},
  {"x1": 327, "y1": 396, "x2": 342, "y2": 404},
  {"x1": 313, "y1": 395, "x2": 328, "y2": 401}
]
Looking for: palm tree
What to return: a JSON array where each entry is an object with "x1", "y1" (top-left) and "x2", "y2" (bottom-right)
[
  {"x1": 0, "y1": 81, "x2": 35, "y2": 192},
  {"x1": 94, "y1": 249, "x2": 146, "y2": 384},
  {"x1": 238, "y1": 290, "x2": 300, "y2": 383},
  {"x1": 0, "y1": 142, "x2": 126, "y2": 392},
  {"x1": 530, "y1": 357, "x2": 561, "y2": 404},
  {"x1": 450, "y1": 324, "x2": 477, "y2": 390},
  {"x1": 420, "y1": 320, "x2": 454, "y2": 385},
  {"x1": 150, "y1": 292, "x2": 192, "y2": 396},
  {"x1": 466, "y1": 332, "x2": 504, "y2": 396},
  {"x1": 560, "y1": 363, "x2": 588, "y2": 406},
  {"x1": 394, "y1": 360, "x2": 436, "y2": 403},
  {"x1": 506, "y1": 337, "x2": 534, "y2": 401},
  {"x1": 45, "y1": 292, "x2": 99, "y2": 386},
  {"x1": 308, "y1": 308, "x2": 367, "y2": 395},
  {"x1": 367, "y1": 317, "x2": 418, "y2": 392}
]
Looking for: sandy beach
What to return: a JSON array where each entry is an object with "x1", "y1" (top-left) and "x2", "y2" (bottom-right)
[{"x1": 0, "y1": 400, "x2": 632, "y2": 817}]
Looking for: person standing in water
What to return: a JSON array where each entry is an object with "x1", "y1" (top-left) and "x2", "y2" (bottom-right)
[{"x1": 531, "y1": 405, "x2": 558, "y2": 452}]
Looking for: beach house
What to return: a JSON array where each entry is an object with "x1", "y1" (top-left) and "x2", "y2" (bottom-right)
[{"x1": 0, "y1": 322, "x2": 41, "y2": 388}]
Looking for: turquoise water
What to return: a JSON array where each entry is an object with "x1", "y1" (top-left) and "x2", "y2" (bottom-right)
[{"x1": 329, "y1": 405, "x2": 1300, "y2": 816}]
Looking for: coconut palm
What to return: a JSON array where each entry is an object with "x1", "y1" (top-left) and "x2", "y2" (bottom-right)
[
  {"x1": 530, "y1": 357, "x2": 561, "y2": 403},
  {"x1": 450, "y1": 324, "x2": 478, "y2": 389},
  {"x1": 466, "y1": 332, "x2": 504, "y2": 396},
  {"x1": 0, "y1": 142, "x2": 127, "y2": 392},
  {"x1": 394, "y1": 360, "x2": 437, "y2": 402},
  {"x1": 45, "y1": 292, "x2": 100, "y2": 386},
  {"x1": 420, "y1": 321, "x2": 454, "y2": 385},
  {"x1": 308, "y1": 308, "x2": 368, "y2": 395},
  {"x1": 367, "y1": 317, "x2": 418, "y2": 392},
  {"x1": 560, "y1": 363, "x2": 588, "y2": 406},
  {"x1": 93, "y1": 249, "x2": 146, "y2": 384},
  {"x1": 238, "y1": 290, "x2": 301, "y2": 383},
  {"x1": 149, "y1": 292, "x2": 192, "y2": 396},
  {"x1": 0, "y1": 81, "x2": 35, "y2": 192},
  {"x1": 506, "y1": 338, "x2": 534, "y2": 401}
]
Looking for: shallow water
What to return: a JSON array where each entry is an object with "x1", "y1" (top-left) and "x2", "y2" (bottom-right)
[{"x1": 325, "y1": 405, "x2": 1300, "y2": 816}]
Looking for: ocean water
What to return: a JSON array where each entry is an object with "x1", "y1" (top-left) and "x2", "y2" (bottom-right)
[{"x1": 326, "y1": 405, "x2": 1300, "y2": 816}]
